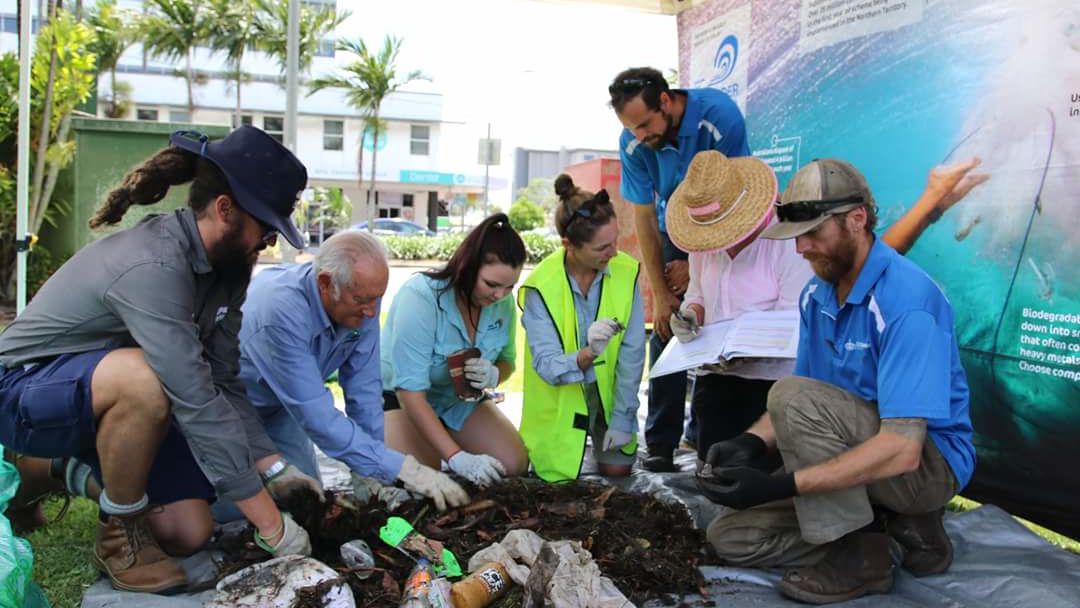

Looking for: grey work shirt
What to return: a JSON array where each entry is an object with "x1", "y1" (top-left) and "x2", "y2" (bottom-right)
[{"x1": 0, "y1": 208, "x2": 276, "y2": 502}]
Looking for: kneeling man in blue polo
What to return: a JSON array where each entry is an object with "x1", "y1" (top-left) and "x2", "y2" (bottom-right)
[{"x1": 699, "y1": 159, "x2": 974, "y2": 605}]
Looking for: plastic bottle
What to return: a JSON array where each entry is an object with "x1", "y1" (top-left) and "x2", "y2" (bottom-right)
[
  {"x1": 427, "y1": 577, "x2": 453, "y2": 608},
  {"x1": 339, "y1": 539, "x2": 375, "y2": 579},
  {"x1": 400, "y1": 559, "x2": 435, "y2": 608},
  {"x1": 450, "y1": 562, "x2": 511, "y2": 608}
]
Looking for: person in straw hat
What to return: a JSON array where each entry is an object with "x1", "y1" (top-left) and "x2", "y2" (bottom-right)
[
  {"x1": 665, "y1": 150, "x2": 813, "y2": 470},
  {"x1": 517, "y1": 175, "x2": 645, "y2": 481}
]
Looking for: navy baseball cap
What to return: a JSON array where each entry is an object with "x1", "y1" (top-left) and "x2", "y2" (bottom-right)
[{"x1": 169, "y1": 126, "x2": 308, "y2": 248}]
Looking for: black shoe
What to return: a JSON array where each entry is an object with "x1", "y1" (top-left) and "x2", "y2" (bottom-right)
[
  {"x1": 887, "y1": 508, "x2": 953, "y2": 576},
  {"x1": 641, "y1": 453, "x2": 678, "y2": 473}
]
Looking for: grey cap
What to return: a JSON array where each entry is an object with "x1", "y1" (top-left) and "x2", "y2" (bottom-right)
[{"x1": 760, "y1": 158, "x2": 874, "y2": 240}]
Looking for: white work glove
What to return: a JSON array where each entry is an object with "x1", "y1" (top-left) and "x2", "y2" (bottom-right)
[
  {"x1": 397, "y1": 455, "x2": 470, "y2": 511},
  {"x1": 448, "y1": 451, "x2": 506, "y2": 488},
  {"x1": 669, "y1": 309, "x2": 700, "y2": 344},
  {"x1": 255, "y1": 512, "x2": 311, "y2": 556},
  {"x1": 601, "y1": 429, "x2": 634, "y2": 452},
  {"x1": 265, "y1": 462, "x2": 324, "y2": 503},
  {"x1": 350, "y1": 473, "x2": 413, "y2": 511},
  {"x1": 587, "y1": 319, "x2": 622, "y2": 356},
  {"x1": 464, "y1": 357, "x2": 500, "y2": 390}
]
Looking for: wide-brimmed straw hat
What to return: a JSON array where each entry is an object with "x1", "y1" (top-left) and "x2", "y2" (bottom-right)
[{"x1": 666, "y1": 151, "x2": 777, "y2": 253}]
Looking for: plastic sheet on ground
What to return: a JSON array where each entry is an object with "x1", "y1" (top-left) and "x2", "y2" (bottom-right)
[{"x1": 79, "y1": 450, "x2": 1080, "y2": 608}]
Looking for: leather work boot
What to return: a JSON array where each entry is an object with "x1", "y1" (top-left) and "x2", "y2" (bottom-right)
[
  {"x1": 3, "y1": 455, "x2": 68, "y2": 536},
  {"x1": 888, "y1": 508, "x2": 953, "y2": 576},
  {"x1": 93, "y1": 511, "x2": 187, "y2": 594},
  {"x1": 776, "y1": 532, "x2": 895, "y2": 604}
]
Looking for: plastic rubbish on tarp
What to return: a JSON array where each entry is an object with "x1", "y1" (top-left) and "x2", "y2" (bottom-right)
[
  {"x1": 340, "y1": 539, "x2": 375, "y2": 579},
  {"x1": 204, "y1": 554, "x2": 354, "y2": 608},
  {"x1": 450, "y1": 562, "x2": 511, "y2": 608},
  {"x1": 1, "y1": 448, "x2": 51, "y2": 608},
  {"x1": 467, "y1": 529, "x2": 631, "y2": 608}
]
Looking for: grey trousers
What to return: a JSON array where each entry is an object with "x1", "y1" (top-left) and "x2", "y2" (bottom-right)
[{"x1": 706, "y1": 376, "x2": 957, "y2": 568}]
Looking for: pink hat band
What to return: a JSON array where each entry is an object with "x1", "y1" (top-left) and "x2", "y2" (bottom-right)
[{"x1": 687, "y1": 188, "x2": 748, "y2": 226}]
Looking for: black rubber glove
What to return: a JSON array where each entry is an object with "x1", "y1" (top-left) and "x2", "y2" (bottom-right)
[
  {"x1": 705, "y1": 432, "x2": 773, "y2": 472},
  {"x1": 696, "y1": 467, "x2": 797, "y2": 510}
]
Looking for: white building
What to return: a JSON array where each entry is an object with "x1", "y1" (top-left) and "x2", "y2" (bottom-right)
[{"x1": 0, "y1": 0, "x2": 507, "y2": 229}]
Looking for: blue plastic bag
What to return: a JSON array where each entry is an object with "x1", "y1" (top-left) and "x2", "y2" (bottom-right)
[{"x1": 0, "y1": 448, "x2": 50, "y2": 608}]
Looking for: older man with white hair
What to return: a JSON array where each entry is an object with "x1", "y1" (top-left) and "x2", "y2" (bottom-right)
[{"x1": 229, "y1": 230, "x2": 469, "y2": 513}]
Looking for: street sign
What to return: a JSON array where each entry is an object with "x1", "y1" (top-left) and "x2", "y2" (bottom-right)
[{"x1": 478, "y1": 138, "x2": 501, "y2": 166}]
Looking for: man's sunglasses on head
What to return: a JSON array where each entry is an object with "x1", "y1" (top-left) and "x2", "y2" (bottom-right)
[{"x1": 776, "y1": 195, "x2": 864, "y2": 223}]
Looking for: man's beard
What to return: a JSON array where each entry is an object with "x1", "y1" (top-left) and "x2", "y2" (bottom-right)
[
  {"x1": 806, "y1": 227, "x2": 858, "y2": 284},
  {"x1": 209, "y1": 222, "x2": 259, "y2": 283},
  {"x1": 644, "y1": 110, "x2": 679, "y2": 150}
]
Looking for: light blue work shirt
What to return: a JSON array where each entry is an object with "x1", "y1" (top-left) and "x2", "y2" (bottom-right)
[
  {"x1": 520, "y1": 265, "x2": 645, "y2": 433},
  {"x1": 619, "y1": 88, "x2": 750, "y2": 232},
  {"x1": 794, "y1": 239, "x2": 975, "y2": 489},
  {"x1": 381, "y1": 274, "x2": 517, "y2": 431},
  {"x1": 239, "y1": 263, "x2": 404, "y2": 484}
]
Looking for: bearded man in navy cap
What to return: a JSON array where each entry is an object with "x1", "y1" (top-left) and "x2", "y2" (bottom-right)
[{"x1": 0, "y1": 127, "x2": 319, "y2": 594}]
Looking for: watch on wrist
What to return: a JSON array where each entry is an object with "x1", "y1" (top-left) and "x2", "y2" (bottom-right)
[{"x1": 261, "y1": 459, "x2": 288, "y2": 483}]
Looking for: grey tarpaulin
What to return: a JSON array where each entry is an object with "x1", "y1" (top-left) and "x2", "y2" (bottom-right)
[{"x1": 79, "y1": 452, "x2": 1080, "y2": 608}]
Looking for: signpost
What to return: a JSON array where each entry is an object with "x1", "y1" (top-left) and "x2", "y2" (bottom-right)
[{"x1": 478, "y1": 125, "x2": 501, "y2": 216}]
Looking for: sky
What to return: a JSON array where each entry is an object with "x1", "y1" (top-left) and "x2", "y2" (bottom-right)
[{"x1": 333, "y1": 0, "x2": 678, "y2": 152}]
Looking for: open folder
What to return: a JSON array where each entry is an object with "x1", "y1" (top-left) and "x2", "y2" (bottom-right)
[{"x1": 648, "y1": 309, "x2": 800, "y2": 379}]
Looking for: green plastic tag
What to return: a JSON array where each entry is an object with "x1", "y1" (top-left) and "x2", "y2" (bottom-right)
[
  {"x1": 378, "y1": 516, "x2": 414, "y2": 548},
  {"x1": 435, "y1": 549, "x2": 462, "y2": 578},
  {"x1": 378, "y1": 516, "x2": 463, "y2": 578}
]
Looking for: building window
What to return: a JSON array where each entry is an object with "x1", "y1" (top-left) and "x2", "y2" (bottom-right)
[
  {"x1": 263, "y1": 116, "x2": 284, "y2": 142},
  {"x1": 410, "y1": 125, "x2": 430, "y2": 156},
  {"x1": 323, "y1": 120, "x2": 344, "y2": 150},
  {"x1": 403, "y1": 194, "x2": 414, "y2": 207},
  {"x1": 136, "y1": 108, "x2": 159, "y2": 121},
  {"x1": 316, "y1": 38, "x2": 335, "y2": 57},
  {"x1": 168, "y1": 109, "x2": 190, "y2": 123},
  {"x1": 233, "y1": 114, "x2": 253, "y2": 128}
]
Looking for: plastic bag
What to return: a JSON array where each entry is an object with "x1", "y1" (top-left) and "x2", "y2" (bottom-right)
[{"x1": 1, "y1": 447, "x2": 51, "y2": 608}]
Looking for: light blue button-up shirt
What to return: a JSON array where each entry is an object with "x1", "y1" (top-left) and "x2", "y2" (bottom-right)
[
  {"x1": 520, "y1": 265, "x2": 645, "y2": 433},
  {"x1": 381, "y1": 273, "x2": 517, "y2": 431},
  {"x1": 239, "y1": 263, "x2": 404, "y2": 484}
]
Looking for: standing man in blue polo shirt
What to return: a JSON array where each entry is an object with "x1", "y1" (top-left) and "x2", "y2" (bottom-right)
[
  {"x1": 698, "y1": 159, "x2": 974, "y2": 604},
  {"x1": 608, "y1": 67, "x2": 751, "y2": 472},
  {"x1": 233, "y1": 230, "x2": 469, "y2": 513}
]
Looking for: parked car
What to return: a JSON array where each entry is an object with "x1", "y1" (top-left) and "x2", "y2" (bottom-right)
[{"x1": 352, "y1": 218, "x2": 436, "y2": 237}]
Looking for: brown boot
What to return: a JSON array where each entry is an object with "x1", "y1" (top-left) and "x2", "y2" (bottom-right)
[
  {"x1": 776, "y1": 532, "x2": 895, "y2": 605},
  {"x1": 93, "y1": 511, "x2": 187, "y2": 594},
  {"x1": 3, "y1": 455, "x2": 68, "y2": 536},
  {"x1": 888, "y1": 508, "x2": 953, "y2": 576}
]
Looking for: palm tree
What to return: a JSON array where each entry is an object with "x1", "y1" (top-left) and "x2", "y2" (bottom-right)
[
  {"x1": 308, "y1": 35, "x2": 427, "y2": 228},
  {"x1": 206, "y1": 0, "x2": 258, "y2": 126},
  {"x1": 253, "y1": 0, "x2": 348, "y2": 81},
  {"x1": 87, "y1": 0, "x2": 137, "y2": 118},
  {"x1": 141, "y1": 0, "x2": 205, "y2": 116}
]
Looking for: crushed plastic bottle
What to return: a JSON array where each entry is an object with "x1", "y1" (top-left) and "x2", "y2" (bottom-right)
[{"x1": 340, "y1": 539, "x2": 375, "y2": 579}]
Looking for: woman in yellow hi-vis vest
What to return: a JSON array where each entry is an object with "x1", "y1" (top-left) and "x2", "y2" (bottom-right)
[{"x1": 517, "y1": 175, "x2": 645, "y2": 482}]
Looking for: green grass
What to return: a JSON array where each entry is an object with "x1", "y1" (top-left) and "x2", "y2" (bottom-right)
[{"x1": 26, "y1": 497, "x2": 99, "y2": 608}]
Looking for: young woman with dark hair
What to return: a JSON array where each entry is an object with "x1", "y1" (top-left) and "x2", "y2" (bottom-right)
[{"x1": 381, "y1": 214, "x2": 529, "y2": 488}]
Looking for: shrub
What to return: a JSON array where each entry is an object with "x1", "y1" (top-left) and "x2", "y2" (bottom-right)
[
  {"x1": 382, "y1": 235, "x2": 431, "y2": 260},
  {"x1": 521, "y1": 233, "x2": 560, "y2": 264},
  {"x1": 508, "y1": 198, "x2": 545, "y2": 232}
]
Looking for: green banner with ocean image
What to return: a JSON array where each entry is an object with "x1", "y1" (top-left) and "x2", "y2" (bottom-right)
[{"x1": 679, "y1": 0, "x2": 1080, "y2": 536}]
